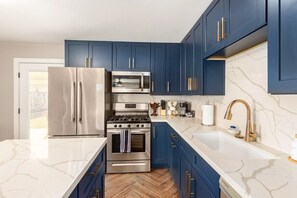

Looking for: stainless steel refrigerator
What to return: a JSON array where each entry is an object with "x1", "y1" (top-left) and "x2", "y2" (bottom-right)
[{"x1": 48, "y1": 67, "x2": 111, "y2": 137}]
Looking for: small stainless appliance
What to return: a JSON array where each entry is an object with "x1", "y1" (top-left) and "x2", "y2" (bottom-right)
[
  {"x1": 106, "y1": 103, "x2": 151, "y2": 173},
  {"x1": 219, "y1": 177, "x2": 241, "y2": 198},
  {"x1": 179, "y1": 101, "x2": 189, "y2": 116},
  {"x1": 111, "y1": 71, "x2": 150, "y2": 93},
  {"x1": 48, "y1": 68, "x2": 111, "y2": 137}
]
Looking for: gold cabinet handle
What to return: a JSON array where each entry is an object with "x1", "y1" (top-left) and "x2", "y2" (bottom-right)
[
  {"x1": 190, "y1": 177, "x2": 195, "y2": 196},
  {"x1": 85, "y1": 57, "x2": 88, "y2": 67},
  {"x1": 90, "y1": 163, "x2": 101, "y2": 177},
  {"x1": 221, "y1": 17, "x2": 225, "y2": 39},
  {"x1": 186, "y1": 171, "x2": 189, "y2": 194},
  {"x1": 187, "y1": 78, "x2": 190, "y2": 91},
  {"x1": 189, "y1": 78, "x2": 192, "y2": 91},
  {"x1": 187, "y1": 173, "x2": 191, "y2": 197},
  {"x1": 217, "y1": 21, "x2": 220, "y2": 42}
]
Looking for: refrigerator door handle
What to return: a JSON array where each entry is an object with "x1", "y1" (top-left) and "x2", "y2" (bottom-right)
[
  {"x1": 79, "y1": 81, "x2": 83, "y2": 122},
  {"x1": 71, "y1": 81, "x2": 76, "y2": 122}
]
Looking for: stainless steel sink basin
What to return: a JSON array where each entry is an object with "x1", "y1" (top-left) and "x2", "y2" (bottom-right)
[{"x1": 193, "y1": 131, "x2": 277, "y2": 160}]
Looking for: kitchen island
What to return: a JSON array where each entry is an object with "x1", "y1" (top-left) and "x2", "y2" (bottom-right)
[{"x1": 0, "y1": 137, "x2": 106, "y2": 198}]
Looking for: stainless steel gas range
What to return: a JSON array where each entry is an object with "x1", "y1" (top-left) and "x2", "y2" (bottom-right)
[{"x1": 106, "y1": 103, "x2": 151, "y2": 173}]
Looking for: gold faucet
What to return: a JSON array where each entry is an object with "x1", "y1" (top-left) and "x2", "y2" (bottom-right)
[{"x1": 224, "y1": 99, "x2": 257, "y2": 142}]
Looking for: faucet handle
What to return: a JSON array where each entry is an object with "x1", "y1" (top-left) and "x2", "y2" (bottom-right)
[{"x1": 248, "y1": 132, "x2": 257, "y2": 142}]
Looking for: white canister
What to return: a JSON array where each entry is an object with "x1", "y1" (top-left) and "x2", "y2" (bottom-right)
[{"x1": 201, "y1": 103, "x2": 214, "y2": 126}]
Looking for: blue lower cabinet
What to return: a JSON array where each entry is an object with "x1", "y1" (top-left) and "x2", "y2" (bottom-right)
[
  {"x1": 180, "y1": 154, "x2": 193, "y2": 198},
  {"x1": 151, "y1": 122, "x2": 168, "y2": 168},
  {"x1": 191, "y1": 168, "x2": 216, "y2": 198},
  {"x1": 69, "y1": 146, "x2": 105, "y2": 198}
]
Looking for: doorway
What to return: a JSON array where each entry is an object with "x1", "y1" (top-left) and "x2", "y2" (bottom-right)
[{"x1": 14, "y1": 59, "x2": 64, "y2": 139}]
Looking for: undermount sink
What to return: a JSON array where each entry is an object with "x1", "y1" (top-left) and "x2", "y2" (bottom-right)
[{"x1": 193, "y1": 131, "x2": 277, "y2": 160}]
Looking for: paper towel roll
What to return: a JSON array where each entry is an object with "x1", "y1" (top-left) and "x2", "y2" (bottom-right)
[{"x1": 201, "y1": 104, "x2": 214, "y2": 126}]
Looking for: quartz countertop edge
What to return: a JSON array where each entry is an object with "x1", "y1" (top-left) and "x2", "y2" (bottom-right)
[
  {"x1": 151, "y1": 116, "x2": 293, "y2": 198},
  {"x1": 0, "y1": 137, "x2": 107, "y2": 198}
]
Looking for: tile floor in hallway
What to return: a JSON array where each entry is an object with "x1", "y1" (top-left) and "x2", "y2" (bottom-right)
[{"x1": 105, "y1": 169, "x2": 179, "y2": 198}]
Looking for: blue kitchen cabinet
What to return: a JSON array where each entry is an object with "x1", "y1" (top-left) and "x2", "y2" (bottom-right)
[
  {"x1": 180, "y1": 154, "x2": 193, "y2": 198},
  {"x1": 112, "y1": 42, "x2": 132, "y2": 71},
  {"x1": 88, "y1": 41, "x2": 112, "y2": 70},
  {"x1": 113, "y1": 42, "x2": 150, "y2": 71},
  {"x1": 192, "y1": 18, "x2": 203, "y2": 95},
  {"x1": 224, "y1": 0, "x2": 266, "y2": 47},
  {"x1": 203, "y1": 0, "x2": 225, "y2": 58},
  {"x1": 166, "y1": 44, "x2": 181, "y2": 95},
  {"x1": 184, "y1": 32, "x2": 194, "y2": 95},
  {"x1": 151, "y1": 122, "x2": 168, "y2": 168},
  {"x1": 150, "y1": 44, "x2": 166, "y2": 95},
  {"x1": 203, "y1": 60, "x2": 225, "y2": 95},
  {"x1": 191, "y1": 168, "x2": 216, "y2": 198},
  {"x1": 74, "y1": 146, "x2": 105, "y2": 198},
  {"x1": 65, "y1": 41, "x2": 112, "y2": 70},
  {"x1": 268, "y1": 0, "x2": 297, "y2": 94},
  {"x1": 69, "y1": 187, "x2": 78, "y2": 198},
  {"x1": 168, "y1": 127, "x2": 180, "y2": 190},
  {"x1": 65, "y1": 41, "x2": 89, "y2": 67},
  {"x1": 132, "y1": 43, "x2": 151, "y2": 71},
  {"x1": 203, "y1": 0, "x2": 266, "y2": 58}
]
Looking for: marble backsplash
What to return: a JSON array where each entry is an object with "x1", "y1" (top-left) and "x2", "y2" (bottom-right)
[{"x1": 113, "y1": 42, "x2": 297, "y2": 154}]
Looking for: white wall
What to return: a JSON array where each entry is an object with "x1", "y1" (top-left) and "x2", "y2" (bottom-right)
[
  {"x1": 115, "y1": 42, "x2": 297, "y2": 154},
  {"x1": 0, "y1": 42, "x2": 64, "y2": 141}
]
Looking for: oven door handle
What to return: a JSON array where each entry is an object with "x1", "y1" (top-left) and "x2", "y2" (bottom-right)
[{"x1": 107, "y1": 130, "x2": 150, "y2": 134}]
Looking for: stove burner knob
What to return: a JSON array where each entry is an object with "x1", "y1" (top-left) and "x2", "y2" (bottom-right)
[
  {"x1": 141, "y1": 124, "x2": 144, "y2": 127},
  {"x1": 114, "y1": 125, "x2": 117, "y2": 128},
  {"x1": 136, "y1": 124, "x2": 139, "y2": 127},
  {"x1": 127, "y1": 124, "x2": 131, "y2": 128},
  {"x1": 119, "y1": 125, "x2": 122, "y2": 128}
]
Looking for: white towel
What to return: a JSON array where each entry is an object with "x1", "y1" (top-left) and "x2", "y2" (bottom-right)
[
  {"x1": 120, "y1": 130, "x2": 126, "y2": 153},
  {"x1": 126, "y1": 129, "x2": 131, "y2": 153}
]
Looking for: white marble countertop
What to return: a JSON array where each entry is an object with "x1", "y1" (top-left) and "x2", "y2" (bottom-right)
[
  {"x1": 151, "y1": 116, "x2": 297, "y2": 198},
  {"x1": 0, "y1": 137, "x2": 107, "y2": 198}
]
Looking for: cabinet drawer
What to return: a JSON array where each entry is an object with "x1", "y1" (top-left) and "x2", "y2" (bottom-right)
[
  {"x1": 79, "y1": 147, "x2": 106, "y2": 197},
  {"x1": 179, "y1": 139, "x2": 195, "y2": 164},
  {"x1": 168, "y1": 128, "x2": 179, "y2": 144},
  {"x1": 193, "y1": 152, "x2": 220, "y2": 197}
]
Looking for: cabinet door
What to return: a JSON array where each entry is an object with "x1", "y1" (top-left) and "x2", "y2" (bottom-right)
[
  {"x1": 268, "y1": 0, "x2": 297, "y2": 94},
  {"x1": 151, "y1": 122, "x2": 168, "y2": 168},
  {"x1": 65, "y1": 41, "x2": 89, "y2": 67},
  {"x1": 203, "y1": 0, "x2": 224, "y2": 58},
  {"x1": 192, "y1": 19, "x2": 203, "y2": 95},
  {"x1": 150, "y1": 44, "x2": 166, "y2": 95},
  {"x1": 132, "y1": 43, "x2": 150, "y2": 71},
  {"x1": 89, "y1": 41, "x2": 112, "y2": 71},
  {"x1": 190, "y1": 169, "x2": 216, "y2": 198},
  {"x1": 180, "y1": 155, "x2": 192, "y2": 198},
  {"x1": 184, "y1": 32, "x2": 194, "y2": 95},
  {"x1": 166, "y1": 44, "x2": 181, "y2": 95},
  {"x1": 112, "y1": 42, "x2": 132, "y2": 71},
  {"x1": 224, "y1": 0, "x2": 266, "y2": 47},
  {"x1": 169, "y1": 139, "x2": 180, "y2": 190},
  {"x1": 180, "y1": 43, "x2": 187, "y2": 94}
]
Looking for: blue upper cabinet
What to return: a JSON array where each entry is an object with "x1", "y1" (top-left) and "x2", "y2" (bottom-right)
[
  {"x1": 65, "y1": 41, "x2": 89, "y2": 67},
  {"x1": 203, "y1": 0, "x2": 267, "y2": 58},
  {"x1": 113, "y1": 42, "x2": 150, "y2": 71},
  {"x1": 166, "y1": 44, "x2": 181, "y2": 95},
  {"x1": 88, "y1": 41, "x2": 112, "y2": 71},
  {"x1": 184, "y1": 32, "x2": 194, "y2": 95},
  {"x1": 203, "y1": 0, "x2": 225, "y2": 58},
  {"x1": 150, "y1": 44, "x2": 166, "y2": 95},
  {"x1": 65, "y1": 40, "x2": 112, "y2": 70},
  {"x1": 192, "y1": 18, "x2": 203, "y2": 95},
  {"x1": 268, "y1": 0, "x2": 297, "y2": 94},
  {"x1": 112, "y1": 42, "x2": 132, "y2": 71},
  {"x1": 132, "y1": 43, "x2": 151, "y2": 71},
  {"x1": 224, "y1": 0, "x2": 266, "y2": 47}
]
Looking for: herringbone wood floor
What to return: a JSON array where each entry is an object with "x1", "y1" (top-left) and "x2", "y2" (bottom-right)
[{"x1": 105, "y1": 169, "x2": 179, "y2": 198}]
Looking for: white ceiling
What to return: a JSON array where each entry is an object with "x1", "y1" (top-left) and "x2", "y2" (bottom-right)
[{"x1": 0, "y1": 0, "x2": 212, "y2": 44}]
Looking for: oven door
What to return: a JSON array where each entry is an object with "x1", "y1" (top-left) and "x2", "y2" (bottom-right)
[{"x1": 107, "y1": 129, "x2": 150, "y2": 161}]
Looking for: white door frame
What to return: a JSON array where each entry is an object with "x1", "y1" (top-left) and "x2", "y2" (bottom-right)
[{"x1": 13, "y1": 58, "x2": 64, "y2": 139}]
